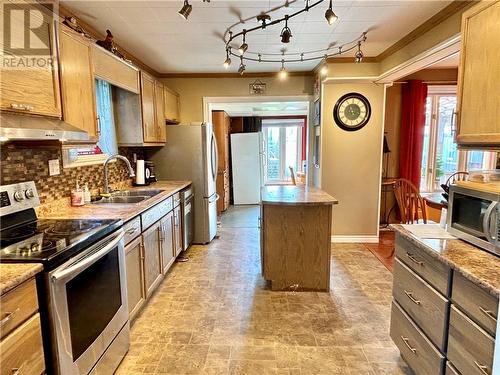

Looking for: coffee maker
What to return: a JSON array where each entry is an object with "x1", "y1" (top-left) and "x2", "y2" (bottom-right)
[
  {"x1": 135, "y1": 160, "x2": 157, "y2": 186},
  {"x1": 145, "y1": 161, "x2": 157, "y2": 184}
]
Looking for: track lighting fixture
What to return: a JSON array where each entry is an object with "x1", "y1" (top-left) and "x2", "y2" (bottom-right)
[
  {"x1": 325, "y1": 0, "x2": 338, "y2": 25},
  {"x1": 355, "y1": 41, "x2": 363, "y2": 63},
  {"x1": 238, "y1": 57, "x2": 246, "y2": 75},
  {"x1": 279, "y1": 60, "x2": 288, "y2": 80},
  {"x1": 178, "y1": 0, "x2": 192, "y2": 20},
  {"x1": 280, "y1": 16, "x2": 292, "y2": 44},
  {"x1": 320, "y1": 65, "x2": 328, "y2": 76},
  {"x1": 223, "y1": 49, "x2": 231, "y2": 69},
  {"x1": 238, "y1": 31, "x2": 248, "y2": 55}
]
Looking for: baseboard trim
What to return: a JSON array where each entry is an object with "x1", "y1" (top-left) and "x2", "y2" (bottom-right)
[{"x1": 331, "y1": 235, "x2": 379, "y2": 243}]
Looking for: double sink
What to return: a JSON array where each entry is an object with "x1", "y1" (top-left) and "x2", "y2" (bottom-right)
[{"x1": 92, "y1": 189, "x2": 164, "y2": 205}]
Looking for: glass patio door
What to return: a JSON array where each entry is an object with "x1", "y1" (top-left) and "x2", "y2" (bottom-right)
[{"x1": 263, "y1": 124, "x2": 301, "y2": 183}]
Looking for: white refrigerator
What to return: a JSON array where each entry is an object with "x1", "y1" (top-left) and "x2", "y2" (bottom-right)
[
  {"x1": 231, "y1": 133, "x2": 264, "y2": 205},
  {"x1": 149, "y1": 123, "x2": 218, "y2": 244}
]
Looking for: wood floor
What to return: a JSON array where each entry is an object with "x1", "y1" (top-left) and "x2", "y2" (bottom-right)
[
  {"x1": 116, "y1": 208, "x2": 408, "y2": 374},
  {"x1": 363, "y1": 231, "x2": 396, "y2": 272}
]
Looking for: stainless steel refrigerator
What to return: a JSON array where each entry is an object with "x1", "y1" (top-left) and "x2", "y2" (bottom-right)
[{"x1": 149, "y1": 123, "x2": 218, "y2": 244}]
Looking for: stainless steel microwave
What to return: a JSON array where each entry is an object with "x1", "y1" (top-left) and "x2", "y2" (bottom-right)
[{"x1": 447, "y1": 184, "x2": 499, "y2": 256}]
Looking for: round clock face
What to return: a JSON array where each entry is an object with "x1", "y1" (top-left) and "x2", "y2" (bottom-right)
[{"x1": 333, "y1": 93, "x2": 371, "y2": 131}]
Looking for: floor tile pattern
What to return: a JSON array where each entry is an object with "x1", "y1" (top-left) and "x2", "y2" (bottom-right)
[{"x1": 117, "y1": 226, "x2": 410, "y2": 374}]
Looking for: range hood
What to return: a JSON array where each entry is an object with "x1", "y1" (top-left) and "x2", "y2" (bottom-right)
[{"x1": 0, "y1": 112, "x2": 90, "y2": 142}]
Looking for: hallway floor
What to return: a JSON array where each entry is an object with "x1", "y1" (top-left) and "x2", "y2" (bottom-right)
[{"x1": 117, "y1": 206, "x2": 409, "y2": 374}]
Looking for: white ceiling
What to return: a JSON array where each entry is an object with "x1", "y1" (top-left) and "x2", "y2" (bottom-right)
[
  {"x1": 61, "y1": 0, "x2": 453, "y2": 73},
  {"x1": 211, "y1": 101, "x2": 309, "y2": 117}
]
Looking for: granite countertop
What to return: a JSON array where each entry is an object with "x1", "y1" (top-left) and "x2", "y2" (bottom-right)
[
  {"x1": 0, "y1": 263, "x2": 43, "y2": 295},
  {"x1": 38, "y1": 181, "x2": 191, "y2": 222},
  {"x1": 392, "y1": 224, "x2": 500, "y2": 297},
  {"x1": 261, "y1": 185, "x2": 338, "y2": 206}
]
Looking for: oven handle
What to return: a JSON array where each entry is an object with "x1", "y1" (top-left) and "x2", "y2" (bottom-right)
[
  {"x1": 483, "y1": 202, "x2": 498, "y2": 243},
  {"x1": 51, "y1": 230, "x2": 125, "y2": 282}
]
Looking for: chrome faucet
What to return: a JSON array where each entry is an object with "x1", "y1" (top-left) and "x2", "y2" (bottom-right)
[{"x1": 103, "y1": 154, "x2": 135, "y2": 194}]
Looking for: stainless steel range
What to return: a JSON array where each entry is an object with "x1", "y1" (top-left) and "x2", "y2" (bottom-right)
[{"x1": 0, "y1": 181, "x2": 130, "y2": 375}]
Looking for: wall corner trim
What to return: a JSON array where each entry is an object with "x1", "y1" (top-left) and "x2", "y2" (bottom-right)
[{"x1": 331, "y1": 235, "x2": 379, "y2": 243}]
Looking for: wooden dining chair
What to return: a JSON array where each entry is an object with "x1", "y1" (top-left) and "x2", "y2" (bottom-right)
[
  {"x1": 445, "y1": 171, "x2": 469, "y2": 187},
  {"x1": 394, "y1": 178, "x2": 428, "y2": 224},
  {"x1": 289, "y1": 166, "x2": 297, "y2": 185}
]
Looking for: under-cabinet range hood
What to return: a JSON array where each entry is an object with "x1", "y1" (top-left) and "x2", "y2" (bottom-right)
[{"x1": 0, "y1": 112, "x2": 90, "y2": 142}]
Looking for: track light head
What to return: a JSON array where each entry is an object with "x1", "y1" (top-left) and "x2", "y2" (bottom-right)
[
  {"x1": 223, "y1": 57, "x2": 231, "y2": 69},
  {"x1": 355, "y1": 42, "x2": 363, "y2": 63},
  {"x1": 178, "y1": 0, "x2": 192, "y2": 20},
  {"x1": 238, "y1": 57, "x2": 246, "y2": 75},
  {"x1": 325, "y1": 0, "x2": 338, "y2": 25},
  {"x1": 279, "y1": 60, "x2": 288, "y2": 80},
  {"x1": 320, "y1": 65, "x2": 328, "y2": 76},
  {"x1": 280, "y1": 26, "x2": 292, "y2": 43},
  {"x1": 238, "y1": 31, "x2": 248, "y2": 55}
]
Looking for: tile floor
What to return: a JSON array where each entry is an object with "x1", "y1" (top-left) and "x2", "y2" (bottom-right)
[{"x1": 116, "y1": 206, "x2": 410, "y2": 374}]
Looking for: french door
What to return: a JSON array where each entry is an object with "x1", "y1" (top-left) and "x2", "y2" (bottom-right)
[{"x1": 263, "y1": 125, "x2": 302, "y2": 183}]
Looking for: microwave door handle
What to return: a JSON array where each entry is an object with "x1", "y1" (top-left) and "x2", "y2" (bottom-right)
[
  {"x1": 482, "y1": 202, "x2": 498, "y2": 243},
  {"x1": 51, "y1": 230, "x2": 125, "y2": 282}
]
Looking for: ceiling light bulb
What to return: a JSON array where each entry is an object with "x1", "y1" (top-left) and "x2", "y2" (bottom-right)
[
  {"x1": 325, "y1": 0, "x2": 338, "y2": 25},
  {"x1": 178, "y1": 0, "x2": 192, "y2": 20},
  {"x1": 279, "y1": 61, "x2": 288, "y2": 80},
  {"x1": 223, "y1": 57, "x2": 231, "y2": 69},
  {"x1": 320, "y1": 65, "x2": 328, "y2": 76}
]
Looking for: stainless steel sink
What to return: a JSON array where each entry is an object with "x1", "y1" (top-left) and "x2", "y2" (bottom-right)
[
  {"x1": 111, "y1": 189, "x2": 164, "y2": 197},
  {"x1": 91, "y1": 196, "x2": 148, "y2": 205}
]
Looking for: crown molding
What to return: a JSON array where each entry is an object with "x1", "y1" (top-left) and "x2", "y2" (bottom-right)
[
  {"x1": 326, "y1": 56, "x2": 379, "y2": 64},
  {"x1": 159, "y1": 71, "x2": 315, "y2": 79}
]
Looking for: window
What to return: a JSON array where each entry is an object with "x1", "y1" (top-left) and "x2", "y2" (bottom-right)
[
  {"x1": 62, "y1": 79, "x2": 118, "y2": 168},
  {"x1": 420, "y1": 86, "x2": 497, "y2": 192},
  {"x1": 262, "y1": 118, "x2": 304, "y2": 183}
]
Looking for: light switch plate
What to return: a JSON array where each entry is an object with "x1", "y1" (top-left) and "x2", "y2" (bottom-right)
[{"x1": 48, "y1": 159, "x2": 60, "y2": 176}]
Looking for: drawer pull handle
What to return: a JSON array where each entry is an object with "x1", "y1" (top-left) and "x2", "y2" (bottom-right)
[
  {"x1": 406, "y1": 252, "x2": 424, "y2": 266},
  {"x1": 400, "y1": 336, "x2": 417, "y2": 354},
  {"x1": 404, "y1": 290, "x2": 421, "y2": 305},
  {"x1": 0, "y1": 308, "x2": 19, "y2": 326},
  {"x1": 474, "y1": 361, "x2": 490, "y2": 375},
  {"x1": 479, "y1": 306, "x2": 497, "y2": 323},
  {"x1": 126, "y1": 227, "x2": 139, "y2": 235}
]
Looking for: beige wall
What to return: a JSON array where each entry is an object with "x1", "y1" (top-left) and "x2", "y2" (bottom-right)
[
  {"x1": 161, "y1": 76, "x2": 314, "y2": 123},
  {"x1": 321, "y1": 81, "x2": 386, "y2": 238}
]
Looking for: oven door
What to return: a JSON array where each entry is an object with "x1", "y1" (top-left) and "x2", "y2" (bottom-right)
[
  {"x1": 448, "y1": 187, "x2": 499, "y2": 255},
  {"x1": 48, "y1": 229, "x2": 129, "y2": 375}
]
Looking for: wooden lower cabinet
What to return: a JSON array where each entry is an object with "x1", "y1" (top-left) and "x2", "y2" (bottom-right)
[
  {"x1": 142, "y1": 221, "x2": 163, "y2": 298},
  {"x1": 125, "y1": 236, "x2": 146, "y2": 320},
  {"x1": 0, "y1": 314, "x2": 45, "y2": 375},
  {"x1": 173, "y1": 205, "x2": 183, "y2": 257},
  {"x1": 160, "y1": 211, "x2": 175, "y2": 274}
]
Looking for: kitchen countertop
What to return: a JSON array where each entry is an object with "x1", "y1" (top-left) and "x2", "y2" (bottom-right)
[
  {"x1": 261, "y1": 185, "x2": 338, "y2": 206},
  {"x1": 38, "y1": 181, "x2": 191, "y2": 222},
  {"x1": 392, "y1": 224, "x2": 500, "y2": 297},
  {"x1": 0, "y1": 263, "x2": 43, "y2": 295}
]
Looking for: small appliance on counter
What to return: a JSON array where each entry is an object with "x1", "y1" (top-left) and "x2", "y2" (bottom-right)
[
  {"x1": 134, "y1": 160, "x2": 157, "y2": 186},
  {"x1": 0, "y1": 182, "x2": 129, "y2": 375},
  {"x1": 447, "y1": 181, "x2": 499, "y2": 256}
]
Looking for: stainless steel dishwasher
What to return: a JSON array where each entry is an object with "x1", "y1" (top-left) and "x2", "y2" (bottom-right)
[{"x1": 181, "y1": 186, "x2": 194, "y2": 252}]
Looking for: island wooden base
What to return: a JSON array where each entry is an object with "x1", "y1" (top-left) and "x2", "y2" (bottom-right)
[{"x1": 261, "y1": 203, "x2": 332, "y2": 292}]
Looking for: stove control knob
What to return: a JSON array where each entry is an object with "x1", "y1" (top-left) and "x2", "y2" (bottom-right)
[
  {"x1": 25, "y1": 188, "x2": 35, "y2": 199},
  {"x1": 13, "y1": 190, "x2": 25, "y2": 202}
]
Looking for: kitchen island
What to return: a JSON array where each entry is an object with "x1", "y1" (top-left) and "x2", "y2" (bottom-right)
[{"x1": 260, "y1": 185, "x2": 338, "y2": 292}]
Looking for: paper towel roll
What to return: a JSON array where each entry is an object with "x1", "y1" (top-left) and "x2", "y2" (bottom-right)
[{"x1": 136, "y1": 160, "x2": 145, "y2": 185}]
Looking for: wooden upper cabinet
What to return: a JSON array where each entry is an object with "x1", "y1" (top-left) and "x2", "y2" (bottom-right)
[
  {"x1": 140, "y1": 72, "x2": 157, "y2": 143},
  {"x1": 0, "y1": 2, "x2": 61, "y2": 117},
  {"x1": 164, "y1": 86, "x2": 180, "y2": 123},
  {"x1": 155, "y1": 80, "x2": 166, "y2": 142},
  {"x1": 456, "y1": 0, "x2": 500, "y2": 148},
  {"x1": 59, "y1": 27, "x2": 97, "y2": 137},
  {"x1": 212, "y1": 110, "x2": 230, "y2": 171},
  {"x1": 92, "y1": 44, "x2": 140, "y2": 93}
]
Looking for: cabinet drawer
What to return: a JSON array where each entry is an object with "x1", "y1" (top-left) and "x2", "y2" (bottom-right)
[
  {"x1": 123, "y1": 216, "x2": 141, "y2": 245},
  {"x1": 395, "y1": 234, "x2": 451, "y2": 296},
  {"x1": 142, "y1": 197, "x2": 173, "y2": 230},
  {"x1": 0, "y1": 313, "x2": 45, "y2": 375},
  {"x1": 390, "y1": 301, "x2": 445, "y2": 375},
  {"x1": 446, "y1": 362, "x2": 461, "y2": 375},
  {"x1": 0, "y1": 278, "x2": 38, "y2": 340},
  {"x1": 452, "y1": 272, "x2": 498, "y2": 337},
  {"x1": 393, "y1": 259, "x2": 449, "y2": 351},
  {"x1": 448, "y1": 305, "x2": 494, "y2": 375}
]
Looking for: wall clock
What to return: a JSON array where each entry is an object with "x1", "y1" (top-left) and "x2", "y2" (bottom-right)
[{"x1": 333, "y1": 92, "x2": 371, "y2": 131}]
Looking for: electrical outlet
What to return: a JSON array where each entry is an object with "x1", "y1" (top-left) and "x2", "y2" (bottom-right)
[{"x1": 48, "y1": 159, "x2": 60, "y2": 176}]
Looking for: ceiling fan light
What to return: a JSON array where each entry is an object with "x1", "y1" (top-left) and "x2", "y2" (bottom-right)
[{"x1": 178, "y1": 0, "x2": 192, "y2": 20}]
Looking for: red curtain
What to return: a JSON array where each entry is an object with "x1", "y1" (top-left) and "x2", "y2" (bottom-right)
[{"x1": 399, "y1": 80, "x2": 428, "y2": 188}]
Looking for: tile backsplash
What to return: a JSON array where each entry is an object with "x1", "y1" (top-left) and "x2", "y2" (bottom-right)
[{"x1": 0, "y1": 143, "x2": 145, "y2": 204}]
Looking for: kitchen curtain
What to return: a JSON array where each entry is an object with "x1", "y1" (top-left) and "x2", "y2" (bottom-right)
[{"x1": 399, "y1": 80, "x2": 428, "y2": 188}]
